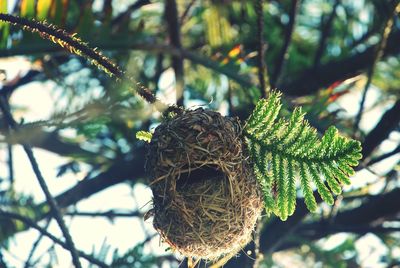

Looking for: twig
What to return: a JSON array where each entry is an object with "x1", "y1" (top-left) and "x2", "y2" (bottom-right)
[
  {"x1": 272, "y1": 0, "x2": 300, "y2": 88},
  {"x1": 255, "y1": 0, "x2": 269, "y2": 98},
  {"x1": 313, "y1": 0, "x2": 340, "y2": 69},
  {"x1": 0, "y1": 210, "x2": 107, "y2": 268},
  {"x1": 0, "y1": 40, "x2": 254, "y2": 89},
  {"x1": 165, "y1": 0, "x2": 185, "y2": 106},
  {"x1": 353, "y1": 2, "x2": 400, "y2": 133},
  {"x1": 0, "y1": 97, "x2": 82, "y2": 268},
  {"x1": 7, "y1": 144, "x2": 13, "y2": 184},
  {"x1": 111, "y1": 0, "x2": 151, "y2": 30},
  {"x1": 65, "y1": 210, "x2": 143, "y2": 218},
  {"x1": 278, "y1": 28, "x2": 400, "y2": 96},
  {"x1": 366, "y1": 144, "x2": 400, "y2": 166},
  {"x1": 252, "y1": 219, "x2": 266, "y2": 268},
  {"x1": 299, "y1": 224, "x2": 400, "y2": 236},
  {"x1": 361, "y1": 99, "x2": 400, "y2": 160},
  {"x1": 180, "y1": 0, "x2": 197, "y2": 25},
  {"x1": 0, "y1": 70, "x2": 42, "y2": 98},
  {"x1": 28, "y1": 244, "x2": 56, "y2": 268},
  {"x1": 24, "y1": 219, "x2": 51, "y2": 268},
  {"x1": 0, "y1": 13, "x2": 166, "y2": 110},
  {"x1": 0, "y1": 250, "x2": 8, "y2": 268}
]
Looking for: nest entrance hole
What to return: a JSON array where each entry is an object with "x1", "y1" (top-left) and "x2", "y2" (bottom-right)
[{"x1": 176, "y1": 165, "x2": 225, "y2": 190}]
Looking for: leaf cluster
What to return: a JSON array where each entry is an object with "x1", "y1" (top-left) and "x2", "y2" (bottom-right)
[{"x1": 244, "y1": 92, "x2": 362, "y2": 220}]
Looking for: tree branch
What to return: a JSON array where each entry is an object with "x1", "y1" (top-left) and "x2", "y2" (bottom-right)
[
  {"x1": 361, "y1": 98, "x2": 400, "y2": 161},
  {"x1": 165, "y1": 0, "x2": 185, "y2": 106},
  {"x1": 24, "y1": 219, "x2": 51, "y2": 268},
  {"x1": 0, "y1": 210, "x2": 107, "y2": 267},
  {"x1": 272, "y1": 0, "x2": 300, "y2": 87},
  {"x1": 51, "y1": 148, "x2": 145, "y2": 209},
  {"x1": 313, "y1": 0, "x2": 340, "y2": 68},
  {"x1": 0, "y1": 40, "x2": 254, "y2": 89},
  {"x1": 65, "y1": 210, "x2": 143, "y2": 218},
  {"x1": 0, "y1": 13, "x2": 163, "y2": 109},
  {"x1": 366, "y1": 144, "x2": 400, "y2": 166},
  {"x1": 255, "y1": 0, "x2": 269, "y2": 97},
  {"x1": 0, "y1": 70, "x2": 42, "y2": 98},
  {"x1": 0, "y1": 97, "x2": 82, "y2": 268},
  {"x1": 279, "y1": 30, "x2": 400, "y2": 96},
  {"x1": 354, "y1": 2, "x2": 399, "y2": 133},
  {"x1": 111, "y1": 0, "x2": 151, "y2": 32},
  {"x1": 274, "y1": 187, "x2": 400, "y2": 251}
]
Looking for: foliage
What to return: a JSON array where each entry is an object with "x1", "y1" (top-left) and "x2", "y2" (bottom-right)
[
  {"x1": 111, "y1": 242, "x2": 157, "y2": 268},
  {"x1": 245, "y1": 91, "x2": 362, "y2": 220},
  {"x1": 136, "y1": 130, "x2": 152, "y2": 143}
]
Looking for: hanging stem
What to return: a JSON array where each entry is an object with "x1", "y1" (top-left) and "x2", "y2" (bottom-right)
[{"x1": 0, "y1": 13, "x2": 170, "y2": 111}]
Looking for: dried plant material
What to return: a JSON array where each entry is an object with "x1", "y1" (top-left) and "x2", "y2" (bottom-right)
[{"x1": 146, "y1": 108, "x2": 263, "y2": 261}]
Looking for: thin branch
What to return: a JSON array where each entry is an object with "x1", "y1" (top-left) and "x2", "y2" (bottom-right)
[
  {"x1": 1, "y1": 19, "x2": 400, "y2": 98},
  {"x1": 253, "y1": 219, "x2": 266, "y2": 268},
  {"x1": 28, "y1": 245, "x2": 56, "y2": 268},
  {"x1": 299, "y1": 224, "x2": 400, "y2": 237},
  {"x1": 0, "y1": 250, "x2": 8, "y2": 268},
  {"x1": 2, "y1": 148, "x2": 147, "y2": 245},
  {"x1": 366, "y1": 144, "x2": 400, "y2": 166},
  {"x1": 165, "y1": 0, "x2": 185, "y2": 106},
  {"x1": 180, "y1": 0, "x2": 197, "y2": 25},
  {"x1": 280, "y1": 28, "x2": 400, "y2": 96},
  {"x1": 111, "y1": 0, "x2": 151, "y2": 31},
  {"x1": 361, "y1": 98, "x2": 400, "y2": 160},
  {"x1": 65, "y1": 210, "x2": 143, "y2": 218},
  {"x1": 7, "y1": 144, "x2": 13, "y2": 184},
  {"x1": 0, "y1": 40, "x2": 255, "y2": 89},
  {"x1": 0, "y1": 70, "x2": 42, "y2": 98},
  {"x1": 0, "y1": 210, "x2": 107, "y2": 268},
  {"x1": 255, "y1": 0, "x2": 269, "y2": 97},
  {"x1": 249, "y1": 187, "x2": 400, "y2": 253},
  {"x1": 101, "y1": 0, "x2": 113, "y2": 24},
  {"x1": 353, "y1": 2, "x2": 400, "y2": 133},
  {"x1": 0, "y1": 97, "x2": 82, "y2": 268},
  {"x1": 0, "y1": 13, "x2": 166, "y2": 110},
  {"x1": 313, "y1": 0, "x2": 340, "y2": 69},
  {"x1": 24, "y1": 219, "x2": 51, "y2": 268},
  {"x1": 273, "y1": 0, "x2": 300, "y2": 88}
]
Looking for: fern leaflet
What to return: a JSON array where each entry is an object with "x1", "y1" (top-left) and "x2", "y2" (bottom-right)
[{"x1": 244, "y1": 91, "x2": 362, "y2": 220}]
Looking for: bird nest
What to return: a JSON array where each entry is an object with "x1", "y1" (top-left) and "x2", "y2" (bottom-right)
[{"x1": 146, "y1": 108, "x2": 263, "y2": 260}]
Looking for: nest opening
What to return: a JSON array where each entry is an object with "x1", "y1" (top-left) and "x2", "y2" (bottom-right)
[
  {"x1": 175, "y1": 165, "x2": 225, "y2": 190},
  {"x1": 146, "y1": 108, "x2": 263, "y2": 260}
]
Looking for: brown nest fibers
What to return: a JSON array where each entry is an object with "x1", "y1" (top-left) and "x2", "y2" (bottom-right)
[{"x1": 146, "y1": 108, "x2": 263, "y2": 260}]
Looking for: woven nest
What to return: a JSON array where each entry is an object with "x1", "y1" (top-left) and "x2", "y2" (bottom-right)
[{"x1": 146, "y1": 108, "x2": 263, "y2": 260}]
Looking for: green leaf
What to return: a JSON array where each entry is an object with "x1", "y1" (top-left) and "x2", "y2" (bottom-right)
[
  {"x1": 0, "y1": 1, "x2": 9, "y2": 49},
  {"x1": 20, "y1": 0, "x2": 36, "y2": 18},
  {"x1": 36, "y1": 0, "x2": 52, "y2": 20},
  {"x1": 136, "y1": 131, "x2": 152, "y2": 143},
  {"x1": 50, "y1": 0, "x2": 64, "y2": 25},
  {"x1": 299, "y1": 161, "x2": 317, "y2": 212},
  {"x1": 286, "y1": 157, "x2": 297, "y2": 216},
  {"x1": 77, "y1": 116, "x2": 110, "y2": 139},
  {"x1": 244, "y1": 91, "x2": 362, "y2": 220}
]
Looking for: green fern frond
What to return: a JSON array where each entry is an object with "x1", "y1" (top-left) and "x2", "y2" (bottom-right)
[{"x1": 244, "y1": 91, "x2": 362, "y2": 220}]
